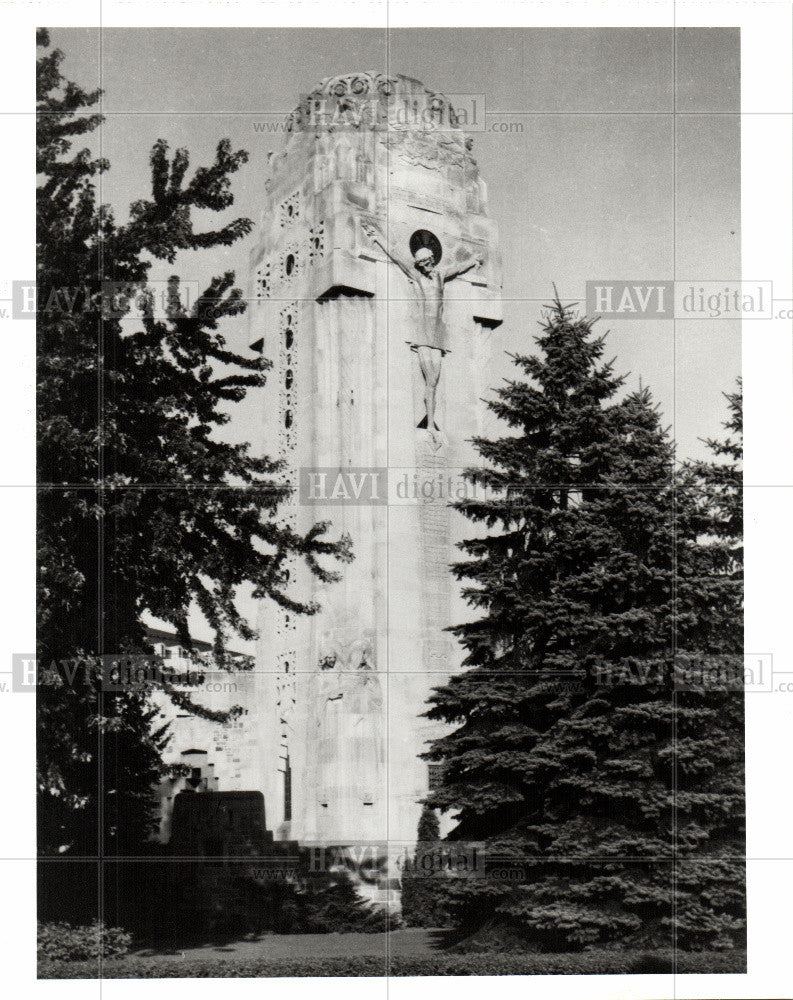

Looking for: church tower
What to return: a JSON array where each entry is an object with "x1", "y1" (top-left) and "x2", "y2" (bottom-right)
[{"x1": 248, "y1": 72, "x2": 502, "y2": 850}]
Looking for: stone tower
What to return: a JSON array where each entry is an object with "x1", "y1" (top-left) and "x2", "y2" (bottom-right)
[{"x1": 248, "y1": 72, "x2": 502, "y2": 849}]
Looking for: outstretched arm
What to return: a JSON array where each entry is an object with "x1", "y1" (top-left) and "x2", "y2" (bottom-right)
[
  {"x1": 443, "y1": 251, "x2": 485, "y2": 283},
  {"x1": 361, "y1": 220, "x2": 415, "y2": 280}
]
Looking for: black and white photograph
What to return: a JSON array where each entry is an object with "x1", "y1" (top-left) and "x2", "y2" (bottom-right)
[{"x1": 3, "y1": 2, "x2": 792, "y2": 996}]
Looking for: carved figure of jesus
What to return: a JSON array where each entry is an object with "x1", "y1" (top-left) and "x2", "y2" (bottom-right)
[{"x1": 361, "y1": 220, "x2": 483, "y2": 447}]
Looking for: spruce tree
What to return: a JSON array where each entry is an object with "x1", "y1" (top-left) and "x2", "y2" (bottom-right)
[
  {"x1": 672, "y1": 380, "x2": 744, "y2": 952},
  {"x1": 425, "y1": 295, "x2": 625, "y2": 838},
  {"x1": 680, "y1": 380, "x2": 742, "y2": 649},
  {"x1": 401, "y1": 805, "x2": 447, "y2": 927},
  {"x1": 424, "y1": 298, "x2": 744, "y2": 952},
  {"x1": 36, "y1": 30, "x2": 350, "y2": 858}
]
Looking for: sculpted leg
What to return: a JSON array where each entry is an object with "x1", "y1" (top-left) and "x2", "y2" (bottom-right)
[{"x1": 416, "y1": 346, "x2": 443, "y2": 447}]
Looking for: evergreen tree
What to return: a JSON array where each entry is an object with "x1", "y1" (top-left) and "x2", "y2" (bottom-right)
[
  {"x1": 672, "y1": 380, "x2": 744, "y2": 951},
  {"x1": 36, "y1": 30, "x2": 350, "y2": 858},
  {"x1": 680, "y1": 380, "x2": 742, "y2": 649},
  {"x1": 424, "y1": 298, "x2": 744, "y2": 951},
  {"x1": 400, "y1": 805, "x2": 448, "y2": 927},
  {"x1": 425, "y1": 296, "x2": 626, "y2": 838}
]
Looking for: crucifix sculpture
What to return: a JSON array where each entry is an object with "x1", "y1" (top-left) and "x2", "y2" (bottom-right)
[{"x1": 361, "y1": 219, "x2": 483, "y2": 448}]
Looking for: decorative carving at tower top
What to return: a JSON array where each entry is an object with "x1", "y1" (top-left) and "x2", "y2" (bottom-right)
[
  {"x1": 309, "y1": 71, "x2": 398, "y2": 98},
  {"x1": 285, "y1": 71, "x2": 469, "y2": 141}
]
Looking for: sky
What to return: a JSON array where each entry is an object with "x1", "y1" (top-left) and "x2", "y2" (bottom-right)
[{"x1": 48, "y1": 27, "x2": 741, "y2": 646}]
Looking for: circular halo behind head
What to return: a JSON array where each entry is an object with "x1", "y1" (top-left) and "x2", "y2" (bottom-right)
[{"x1": 409, "y1": 229, "x2": 443, "y2": 265}]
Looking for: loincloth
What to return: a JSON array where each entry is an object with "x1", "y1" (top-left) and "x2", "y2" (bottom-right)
[
  {"x1": 405, "y1": 320, "x2": 450, "y2": 353},
  {"x1": 407, "y1": 342, "x2": 450, "y2": 356}
]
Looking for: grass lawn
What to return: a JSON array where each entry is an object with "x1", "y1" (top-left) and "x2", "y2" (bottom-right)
[{"x1": 39, "y1": 929, "x2": 747, "y2": 978}]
